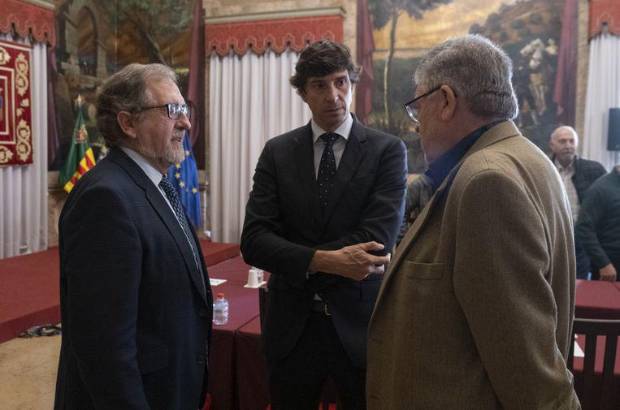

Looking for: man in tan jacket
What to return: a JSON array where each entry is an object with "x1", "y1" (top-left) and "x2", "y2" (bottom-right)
[{"x1": 367, "y1": 35, "x2": 580, "y2": 409}]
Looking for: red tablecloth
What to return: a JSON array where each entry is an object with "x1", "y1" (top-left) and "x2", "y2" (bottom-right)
[
  {"x1": 235, "y1": 317, "x2": 270, "y2": 410},
  {"x1": 207, "y1": 256, "x2": 266, "y2": 410},
  {"x1": 575, "y1": 280, "x2": 620, "y2": 319},
  {"x1": 208, "y1": 256, "x2": 269, "y2": 286}
]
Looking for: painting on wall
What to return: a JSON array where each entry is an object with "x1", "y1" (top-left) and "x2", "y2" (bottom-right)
[
  {"x1": 50, "y1": 0, "x2": 194, "y2": 170},
  {"x1": 367, "y1": 0, "x2": 568, "y2": 173}
]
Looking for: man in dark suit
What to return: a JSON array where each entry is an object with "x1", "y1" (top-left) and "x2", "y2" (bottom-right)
[
  {"x1": 54, "y1": 63, "x2": 212, "y2": 410},
  {"x1": 240, "y1": 40, "x2": 407, "y2": 409},
  {"x1": 549, "y1": 125, "x2": 606, "y2": 278}
]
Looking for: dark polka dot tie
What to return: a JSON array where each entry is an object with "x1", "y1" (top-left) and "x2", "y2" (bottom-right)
[
  {"x1": 318, "y1": 133, "x2": 339, "y2": 212},
  {"x1": 159, "y1": 175, "x2": 206, "y2": 295}
]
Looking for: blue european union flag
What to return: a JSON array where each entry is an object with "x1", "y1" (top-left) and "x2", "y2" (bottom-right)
[{"x1": 167, "y1": 131, "x2": 202, "y2": 228}]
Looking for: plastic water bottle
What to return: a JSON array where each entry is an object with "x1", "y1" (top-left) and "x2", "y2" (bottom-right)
[{"x1": 213, "y1": 293, "x2": 229, "y2": 325}]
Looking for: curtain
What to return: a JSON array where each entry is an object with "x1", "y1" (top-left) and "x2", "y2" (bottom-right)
[
  {"x1": 582, "y1": 34, "x2": 620, "y2": 171},
  {"x1": 209, "y1": 50, "x2": 311, "y2": 243},
  {"x1": 0, "y1": 34, "x2": 48, "y2": 258}
]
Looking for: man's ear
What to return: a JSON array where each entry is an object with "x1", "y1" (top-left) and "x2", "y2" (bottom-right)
[
  {"x1": 117, "y1": 111, "x2": 137, "y2": 139},
  {"x1": 439, "y1": 85, "x2": 457, "y2": 121}
]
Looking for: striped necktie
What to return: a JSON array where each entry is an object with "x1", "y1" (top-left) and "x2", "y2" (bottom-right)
[{"x1": 159, "y1": 175, "x2": 206, "y2": 295}]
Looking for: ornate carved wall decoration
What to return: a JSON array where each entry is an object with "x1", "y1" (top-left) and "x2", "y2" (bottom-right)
[
  {"x1": 0, "y1": 0, "x2": 56, "y2": 46},
  {"x1": 0, "y1": 39, "x2": 32, "y2": 166},
  {"x1": 206, "y1": 13, "x2": 344, "y2": 57},
  {"x1": 589, "y1": 0, "x2": 620, "y2": 38}
]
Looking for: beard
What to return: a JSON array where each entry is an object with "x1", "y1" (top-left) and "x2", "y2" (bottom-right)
[{"x1": 134, "y1": 133, "x2": 186, "y2": 168}]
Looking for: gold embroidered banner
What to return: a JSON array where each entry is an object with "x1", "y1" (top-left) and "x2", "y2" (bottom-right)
[{"x1": 0, "y1": 40, "x2": 32, "y2": 166}]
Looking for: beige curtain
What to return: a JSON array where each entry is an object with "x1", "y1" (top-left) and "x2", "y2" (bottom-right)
[{"x1": 209, "y1": 49, "x2": 311, "y2": 243}]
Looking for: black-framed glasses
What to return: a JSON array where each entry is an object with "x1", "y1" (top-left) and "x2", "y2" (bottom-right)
[
  {"x1": 403, "y1": 86, "x2": 441, "y2": 124},
  {"x1": 137, "y1": 102, "x2": 193, "y2": 120}
]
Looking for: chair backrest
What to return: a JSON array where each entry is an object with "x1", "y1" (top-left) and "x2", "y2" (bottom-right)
[{"x1": 567, "y1": 317, "x2": 620, "y2": 410}]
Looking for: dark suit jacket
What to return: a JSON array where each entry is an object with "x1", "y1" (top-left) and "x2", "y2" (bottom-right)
[
  {"x1": 551, "y1": 155, "x2": 606, "y2": 275},
  {"x1": 240, "y1": 116, "x2": 407, "y2": 368},
  {"x1": 54, "y1": 147, "x2": 213, "y2": 410}
]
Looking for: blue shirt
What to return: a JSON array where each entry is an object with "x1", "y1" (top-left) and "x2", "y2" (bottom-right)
[{"x1": 424, "y1": 121, "x2": 501, "y2": 194}]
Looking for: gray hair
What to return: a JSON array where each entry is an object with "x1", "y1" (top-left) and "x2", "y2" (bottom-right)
[
  {"x1": 414, "y1": 35, "x2": 518, "y2": 120},
  {"x1": 550, "y1": 125, "x2": 579, "y2": 142},
  {"x1": 96, "y1": 63, "x2": 177, "y2": 147}
]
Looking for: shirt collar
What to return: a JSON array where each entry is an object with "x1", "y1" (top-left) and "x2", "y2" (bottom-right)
[
  {"x1": 425, "y1": 121, "x2": 501, "y2": 192},
  {"x1": 120, "y1": 146, "x2": 165, "y2": 187},
  {"x1": 554, "y1": 156, "x2": 576, "y2": 172},
  {"x1": 311, "y1": 113, "x2": 353, "y2": 143}
]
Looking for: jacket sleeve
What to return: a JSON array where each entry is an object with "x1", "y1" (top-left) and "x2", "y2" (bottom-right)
[
  {"x1": 575, "y1": 182, "x2": 611, "y2": 269},
  {"x1": 240, "y1": 137, "x2": 407, "y2": 286},
  {"x1": 61, "y1": 186, "x2": 150, "y2": 410},
  {"x1": 452, "y1": 170, "x2": 577, "y2": 409},
  {"x1": 240, "y1": 141, "x2": 317, "y2": 287},
  {"x1": 315, "y1": 137, "x2": 407, "y2": 253}
]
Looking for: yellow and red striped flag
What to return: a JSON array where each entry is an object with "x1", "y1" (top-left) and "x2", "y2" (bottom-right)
[{"x1": 59, "y1": 95, "x2": 96, "y2": 193}]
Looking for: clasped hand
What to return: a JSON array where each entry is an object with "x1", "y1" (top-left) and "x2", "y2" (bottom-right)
[{"x1": 310, "y1": 241, "x2": 391, "y2": 281}]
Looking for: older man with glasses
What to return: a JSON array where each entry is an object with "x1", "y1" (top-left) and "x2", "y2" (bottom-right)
[
  {"x1": 54, "y1": 63, "x2": 212, "y2": 410},
  {"x1": 367, "y1": 35, "x2": 580, "y2": 409}
]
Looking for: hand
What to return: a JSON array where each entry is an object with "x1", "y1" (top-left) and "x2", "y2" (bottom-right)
[
  {"x1": 309, "y1": 241, "x2": 390, "y2": 281},
  {"x1": 598, "y1": 264, "x2": 617, "y2": 281}
]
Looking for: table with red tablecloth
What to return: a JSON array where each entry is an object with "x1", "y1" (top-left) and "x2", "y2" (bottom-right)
[
  {"x1": 206, "y1": 256, "x2": 270, "y2": 410},
  {"x1": 575, "y1": 279, "x2": 620, "y2": 320},
  {"x1": 222, "y1": 279, "x2": 620, "y2": 410}
]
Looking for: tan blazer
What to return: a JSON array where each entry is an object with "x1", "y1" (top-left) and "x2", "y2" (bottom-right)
[{"x1": 367, "y1": 121, "x2": 581, "y2": 410}]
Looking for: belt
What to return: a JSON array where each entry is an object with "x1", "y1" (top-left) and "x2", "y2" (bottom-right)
[{"x1": 311, "y1": 299, "x2": 331, "y2": 316}]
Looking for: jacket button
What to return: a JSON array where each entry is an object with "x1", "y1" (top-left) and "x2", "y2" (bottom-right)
[{"x1": 196, "y1": 354, "x2": 205, "y2": 365}]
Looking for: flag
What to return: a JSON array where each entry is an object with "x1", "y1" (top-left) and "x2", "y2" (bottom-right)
[
  {"x1": 59, "y1": 96, "x2": 95, "y2": 193},
  {"x1": 167, "y1": 131, "x2": 202, "y2": 228}
]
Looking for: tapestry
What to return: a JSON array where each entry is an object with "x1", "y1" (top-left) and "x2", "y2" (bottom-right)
[{"x1": 0, "y1": 39, "x2": 32, "y2": 166}]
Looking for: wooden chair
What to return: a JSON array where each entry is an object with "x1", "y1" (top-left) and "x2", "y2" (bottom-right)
[{"x1": 568, "y1": 318, "x2": 620, "y2": 410}]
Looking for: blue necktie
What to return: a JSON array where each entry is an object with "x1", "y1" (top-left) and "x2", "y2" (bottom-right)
[
  {"x1": 318, "y1": 133, "x2": 339, "y2": 212},
  {"x1": 159, "y1": 175, "x2": 206, "y2": 295}
]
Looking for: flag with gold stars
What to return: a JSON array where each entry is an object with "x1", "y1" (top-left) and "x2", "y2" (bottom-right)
[{"x1": 167, "y1": 131, "x2": 202, "y2": 227}]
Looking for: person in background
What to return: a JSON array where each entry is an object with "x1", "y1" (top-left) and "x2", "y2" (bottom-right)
[
  {"x1": 54, "y1": 63, "x2": 212, "y2": 410},
  {"x1": 240, "y1": 40, "x2": 407, "y2": 410},
  {"x1": 549, "y1": 125, "x2": 606, "y2": 278},
  {"x1": 367, "y1": 35, "x2": 579, "y2": 409},
  {"x1": 576, "y1": 165, "x2": 620, "y2": 281}
]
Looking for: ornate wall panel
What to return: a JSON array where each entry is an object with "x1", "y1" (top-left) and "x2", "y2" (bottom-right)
[
  {"x1": 0, "y1": 0, "x2": 56, "y2": 46},
  {"x1": 0, "y1": 39, "x2": 32, "y2": 165},
  {"x1": 206, "y1": 14, "x2": 344, "y2": 56}
]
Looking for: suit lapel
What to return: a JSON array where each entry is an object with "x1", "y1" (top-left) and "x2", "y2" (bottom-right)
[
  {"x1": 293, "y1": 123, "x2": 323, "y2": 226},
  {"x1": 321, "y1": 119, "x2": 367, "y2": 227},
  {"x1": 377, "y1": 120, "x2": 522, "y2": 303},
  {"x1": 146, "y1": 188, "x2": 209, "y2": 305},
  {"x1": 109, "y1": 148, "x2": 208, "y2": 306}
]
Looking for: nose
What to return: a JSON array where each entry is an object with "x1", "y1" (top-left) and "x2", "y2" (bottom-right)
[
  {"x1": 325, "y1": 84, "x2": 339, "y2": 102},
  {"x1": 176, "y1": 114, "x2": 191, "y2": 130}
]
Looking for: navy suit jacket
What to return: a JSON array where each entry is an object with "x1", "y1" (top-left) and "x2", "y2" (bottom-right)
[
  {"x1": 54, "y1": 147, "x2": 212, "y2": 410},
  {"x1": 240, "y1": 116, "x2": 407, "y2": 368}
]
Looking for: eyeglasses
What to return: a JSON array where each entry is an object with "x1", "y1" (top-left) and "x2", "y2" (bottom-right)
[
  {"x1": 137, "y1": 102, "x2": 192, "y2": 120},
  {"x1": 403, "y1": 86, "x2": 441, "y2": 124}
]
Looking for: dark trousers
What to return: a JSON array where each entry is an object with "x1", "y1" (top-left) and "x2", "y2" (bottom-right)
[{"x1": 267, "y1": 311, "x2": 366, "y2": 410}]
